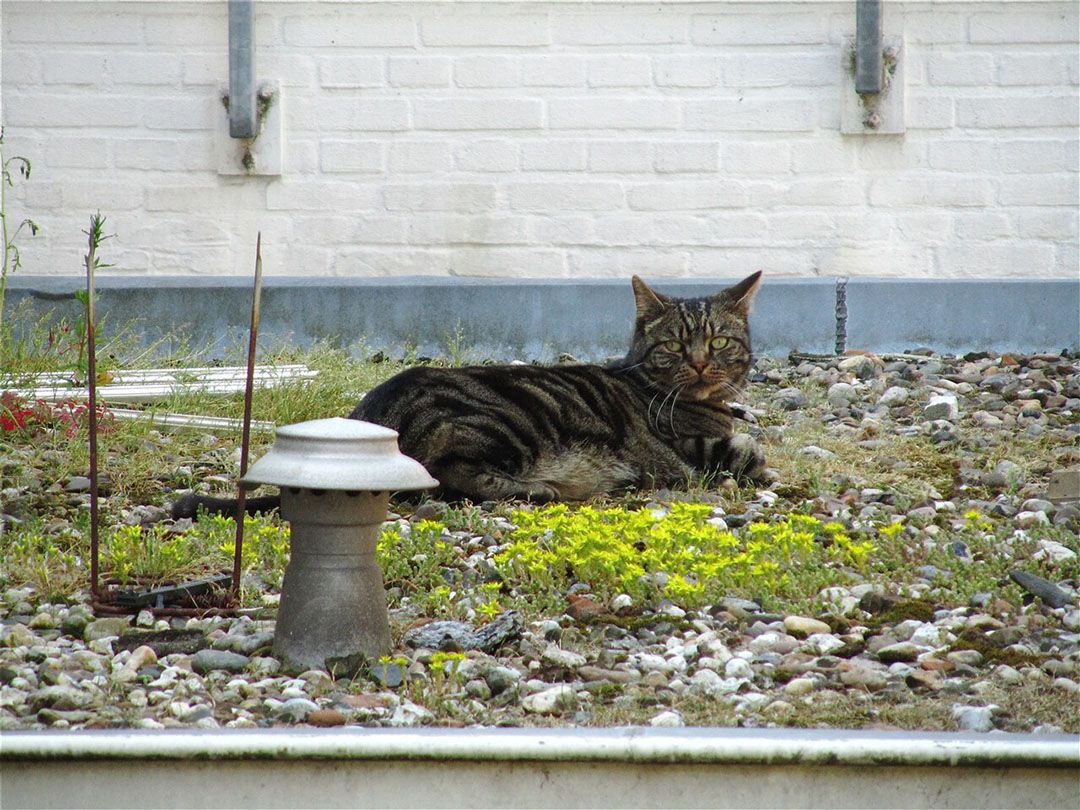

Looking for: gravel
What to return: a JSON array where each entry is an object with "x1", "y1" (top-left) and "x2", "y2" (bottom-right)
[{"x1": 1, "y1": 350, "x2": 1077, "y2": 733}]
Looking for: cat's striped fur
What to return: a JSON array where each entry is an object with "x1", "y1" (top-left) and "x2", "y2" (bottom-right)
[{"x1": 172, "y1": 273, "x2": 766, "y2": 517}]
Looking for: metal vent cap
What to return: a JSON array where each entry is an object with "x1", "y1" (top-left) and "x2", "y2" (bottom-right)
[{"x1": 241, "y1": 417, "x2": 437, "y2": 492}]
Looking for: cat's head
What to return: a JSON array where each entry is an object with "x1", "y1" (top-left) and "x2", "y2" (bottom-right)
[{"x1": 626, "y1": 271, "x2": 761, "y2": 402}]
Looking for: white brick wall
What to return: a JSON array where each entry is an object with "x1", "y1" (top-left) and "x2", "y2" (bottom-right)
[{"x1": 2, "y1": 0, "x2": 1076, "y2": 280}]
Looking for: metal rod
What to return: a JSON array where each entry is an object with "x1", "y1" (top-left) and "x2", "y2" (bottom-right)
[
  {"x1": 228, "y1": 0, "x2": 256, "y2": 138},
  {"x1": 855, "y1": 0, "x2": 883, "y2": 94},
  {"x1": 84, "y1": 217, "x2": 101, "y2": 601},
  {"x1": 231, "y1": 232, "x2": 263, "y2": 600}
]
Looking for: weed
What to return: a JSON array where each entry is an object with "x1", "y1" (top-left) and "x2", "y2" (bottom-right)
[{"x1": 0, "y1": 129, "x2": 39, "y2": 331}]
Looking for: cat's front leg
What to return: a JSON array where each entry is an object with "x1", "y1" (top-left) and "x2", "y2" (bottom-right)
[{"x1": 679, "y1": 433, "x2": 768, "y2": 482}]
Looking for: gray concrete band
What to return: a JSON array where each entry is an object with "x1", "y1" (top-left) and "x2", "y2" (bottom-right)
[
  {"x1": 6, "y1": 276, "x2": 1078, "y2": 362},
  {"x1": 3, "y1": 729, "x2": 1077, "y2": 809}
]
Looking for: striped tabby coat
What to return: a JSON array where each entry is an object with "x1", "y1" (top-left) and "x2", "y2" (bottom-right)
[{"x1": 351, "y1": 272, "x2": 767, "y2": 502}]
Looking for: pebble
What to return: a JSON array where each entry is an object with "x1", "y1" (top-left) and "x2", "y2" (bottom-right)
[
  {"x1": 191, "y1": 650, "x2": 250, "y2": 675},
  {"x1": 951, "y1": 704, "x2": 997, "y2": 733},
  {"x1": 522, "y1": 685, "x2": 577, "y2": 715},
  {"x1": 923, "y1": 394, "x2": 959, "y2": 422},
  {"x1": 783, "y1": 616, "x2": 831, "y2": 638}
]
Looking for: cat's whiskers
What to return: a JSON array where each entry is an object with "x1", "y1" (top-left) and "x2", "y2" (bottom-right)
[{"x1": 669, "y1": 384, "x2": 686, "y2": 439}]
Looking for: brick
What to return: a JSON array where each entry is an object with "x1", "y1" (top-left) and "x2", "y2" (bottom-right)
[
  {"x1": 935, "y1": 243, "x2": 1056, "y2": 278},
  {"x1": 627, "y1": 182, "x2": 749, "y2": 211},
  {"x1": 553, "y1": 13, "x2": 687, "y2": 45},
  {"x1": 3, "y1": 93, "x2": 139, "y2": 127},
  {"x1": 652, "y1": 56, "x2": 718, "y2": 88},
  {"x1": 956, "y1": 95, "x2": 1078, "y2": 128},
  {"x1": 953, "y1": 213, "x2": 1014, "y2": 240},
  {"x1": 288, "y1": 98, "x2": 409, "y2": 132},
  {"x1": 532, "y1": 216, "x2": 594, "y2": 245},
  {"x1": 655, "y1": 142, "x2": 718, "y2": 174},
  {"x1": 409, "y1": 215, "x2": 529, "y2": 245},
  {"x1": 691, "y1": 14, "x2": 827, "y2": 45},
  {"x1": 855, "y1": 140, "x2": 929, "y2": 171},
  {"x1": 42, "y1": 53, "x2": 108, "y2": 86},
  {"x1": 521, "y1": 141, "x2": 587, "y2": 172},
  {"x1": 521, "y1": 56, "x2": 585, "y2": 87},
  {"x1": 754, "y1": 178, "x2": 865, "y2": 208},
  {"x1": 113, "y1": 137, "x2": 203, "y2": 171},
  {"x1": 927, "y1": 53, "x2": 996, "y2": 86},
  {"x1": 413, "y1": 99, "x2": 542, "y2": 130},
  {"x1": 145, "y1": 15, "x2": 227, "y2": 47},
  {"x1": 63, "y1": 183, "x2": 143, "y2": 211},
  {"x1": 869, "y1": 176, "x2": 993, "y2": 207},
  {"x1": 265, "y1": 182, "x2": 379, "y2": 212},
  {"x1": 454, "y1": 57, "x2": 520, "y2": 88},
  {"x1": 927, "y1": 140, "x2": 995, "y2": 172},
  {"x1": 508, "y1": 182, "x2": 623, "y2": 211},
  {"x1": 1016, "y1": 210, "x2": 1078, "y2": 240},
  {"x1": 588, "y1": 56, "x2": 652, "y2": 88},
  {"x1": 549, "y1": 98, "x2": 679, "y2": 130},
  {"x1": 902, "y1": 12, "x2": 966, "y2": 44},
  {"x1": 791, "y1": 140, "x2": 855, "y2": 172},
  {"x1": 182, "y1": 55, "x2": 225, "y2": 87},
  {"x1": 656, "y1": 213, "x2": 769, "y2": 246},
  {"x1": 995, "y1": 140, "x2": 1078, "y2": 173},
  {"x1": 454, "y1": 141, "x2": 519, "y2": 172},
  {"x1": 892, "y1": 213, "x2": 954, "y2": 244},
  {"x1": 283, "y1": 139, "x2": 319, "y2": 174},
  {"x1": 1054, "y1": 243, "x2": 1079, "y2": 276},
  {"x1": 588, "y1": 142, "x2": 653, "y2": 173},
  {"x1": 113, "y1": 53, "x2": 184, "y2": 87},
  {"x1": 2, "y1": 49, "x2": 40, "y2": 85},
  {"x1": 721, "y1": 53, "x2": 835, "y2": 88},
  {"x1": 285, "y1": 14, "x2": 416, "y2": 47},
  {"x1": 420, "y1": 15, "x2": 549, "y2": 47},
  {"x1": 819, "y1": 244, "x2": 933, "y2": 277},
  {"x1": 721, "y1": 142, "x2": 792, "y2": 174},
  {"x1": 684, "y1": 99, "x2": 816, "y2": 132},
  {"x1": 390, "y1": 142, "x2": 453, "y2": 173},
  {"x1": 143, "y1": 95, "x2": 217, "y2": 131},
  {"x1": 997, "y1": 54, "x2": 1071, "y2": 86},
  {"x1": 335, "y1": 248, "x2": 451, "y2": 277},
  {"x1": 998, "y1": 175, "x2": 1076, "y2": 206},
  {"x1": 319, "y1": 57, "x2": 384, "y2": 89},
  {"x1": 449, "y1": 249, "x2": 567, "y2": 277},
  {"x1": 907, "y1": 94, "x2": 955, "y2": 129},
  {"x1": 592, "y1": 214, "x2": 655, "y2": 246},
  {"x1": 320, "y1": 140, "x2": 385, "y2": 173},
  {"x1": 384, "y1": 184, "x2": 497, "y2": 213},
  {"x1": 8, "y1": 11, "x2": 142, "y2": 44},
  {"x1": 262, "y1": 55, "x2": 318, "y2": 90},
  {"x1": 45, "y1": 137, "x2": 111, "y2": 169},
  {"x1": 970, "y1": 11, "x2": 1076, "y2": 44},
  {"x1": 767, "y1": 213, "x2": 836, "y2": 241},
  {"x1": 572, "y1": 249, "x2": 689, "y2": 278},
  {"x1": 388, "y1": 57, "x2": 451, "y2": 88}
]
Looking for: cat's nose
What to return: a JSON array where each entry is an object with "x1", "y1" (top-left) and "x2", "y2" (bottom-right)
[{"x1": 688, "y1": 359, "x2": 708, "y2": 375}]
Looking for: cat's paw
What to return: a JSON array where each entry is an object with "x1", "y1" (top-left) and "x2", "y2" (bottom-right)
[
  {"x1": 727, "y1": 433, "x2": 768, "y2": 482},
  {"x1": 171, "y1": 493, "x2": 201, "y2": 520}
]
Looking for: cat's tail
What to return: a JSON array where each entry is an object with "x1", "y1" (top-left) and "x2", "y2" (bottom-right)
[{"x1": 171, "y1": 492, "x2": 281, "y2": 521}]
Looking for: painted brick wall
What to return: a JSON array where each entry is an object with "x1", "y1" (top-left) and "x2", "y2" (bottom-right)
[{"x1": 2, "y1": 1, "x2": 1077, "y2": 279}]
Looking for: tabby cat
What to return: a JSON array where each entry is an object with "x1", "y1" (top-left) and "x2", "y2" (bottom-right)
[{"x1": 172, "y1": 272, "x2": 766, "y2": 517}]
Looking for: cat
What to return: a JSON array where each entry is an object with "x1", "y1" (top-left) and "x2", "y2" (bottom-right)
[{"x1": 172, "y1": 272, "x2": 767, "y2": 518}]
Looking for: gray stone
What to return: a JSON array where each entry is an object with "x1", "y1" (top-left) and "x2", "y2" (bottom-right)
[
  {"x1": 484, "y1": 666, "x2": 522, "y2": 695},
  {"x1": 84, "y1": 618, "x2": 133, "y2": 642},
  {"x1": 191, "y1": 649, "x2": 250, "y2": 675},
  {"x1": 878, "y1": 386, "x2": 910, "y2": 407},
  {"x1": 522, "y1": 684, "x2": 577, "y2": 715},
  {"x1": 827, "y1": 383, "x2": 858, "y2": 407},
  {"x1": 923, "y1": 394, "x2": 958, "y2": 422},
  {"x1": 951, "y1": 704, "x2": 997, "y2": 733},
  {"x1": 877, "y1": 642, "x2": 920, "y2": 664},
  {"x1": 1009, "y1": 570, "x2": 1072, "y2": 609},
  {"x1": 64, "y1": 476, "x2": 91, "y2": 493},
  {"x1": 275, "y1": 697, "x2": 319, "y2": 723},
  {"x1": 772, "y1": 388, "x2": 808, "y2": 411}
]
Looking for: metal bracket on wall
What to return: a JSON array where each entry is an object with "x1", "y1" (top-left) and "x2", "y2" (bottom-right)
[
  {"x1": 841, "y1": 0, "x2": 905, "y2": 135},
  {"x1": 228, "y1": 0, "x2": 256, "y2": 139}
]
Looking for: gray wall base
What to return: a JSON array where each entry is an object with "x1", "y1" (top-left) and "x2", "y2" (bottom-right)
[{"x1": 6, "y1": 276, "x2": 1077, "y2": 362}]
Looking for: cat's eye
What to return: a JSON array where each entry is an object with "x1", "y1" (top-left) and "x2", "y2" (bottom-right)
[
  {"x1": 710, "y1": 336, "x2": 730, "y2": 350},
  {"x1": 663, "y1": 340, "x2": 682, "y2": 352}
]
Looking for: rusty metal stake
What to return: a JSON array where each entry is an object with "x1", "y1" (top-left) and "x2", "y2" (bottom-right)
[
  {"x1": 231, "y1": 233, "x2": 263, "y2": 601},
  {"x1": 84, "y1": 214, "x2": 105, "y2": 601}
]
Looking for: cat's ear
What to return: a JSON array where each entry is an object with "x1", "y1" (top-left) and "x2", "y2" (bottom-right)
[
  {"x1": 631, "y1": 275, "x2": 670, "y2": 324},
  {"x1": 721, "y1": 271, "x2": 762, "y2": 317}
]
